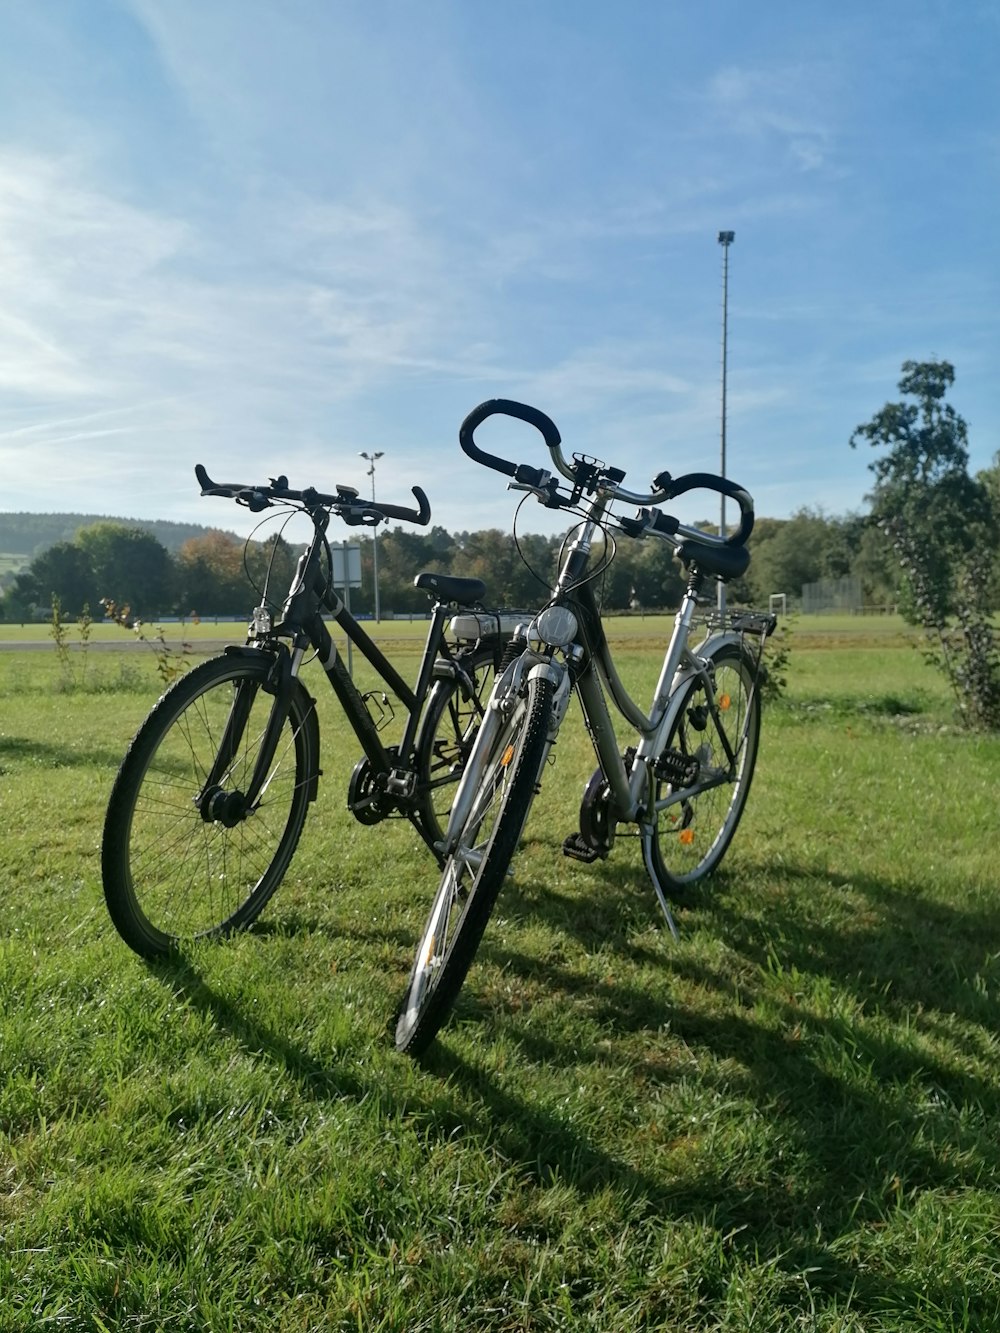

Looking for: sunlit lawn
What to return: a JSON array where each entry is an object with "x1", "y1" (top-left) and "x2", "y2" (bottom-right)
[{"x1": 2, "y1": 616, "x2": 999, "y2": 1330}]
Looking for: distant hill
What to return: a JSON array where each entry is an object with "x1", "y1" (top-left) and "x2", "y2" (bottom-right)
[{"x1": 0, "y1": 512, "x2": 241, "y2": 564}]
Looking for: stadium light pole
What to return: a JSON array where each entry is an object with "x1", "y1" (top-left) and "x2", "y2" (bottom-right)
[
  {"x1": 717, "y1": 230, "x2": 735, "y2": 619},
  {"x1": 359, "y1": 450, "x2": 384, "y2": 621}
]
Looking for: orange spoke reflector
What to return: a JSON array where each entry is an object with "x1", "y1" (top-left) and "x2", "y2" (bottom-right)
[
  {"x1": 679, "y1": 828, "x2": 695, "y2": 845},
  {"x1": 719, "y1": 693, "x2": 731, "y2": 710},
  {"x1": 501, "y1": 745, "x2": 515, "y2": 767}
]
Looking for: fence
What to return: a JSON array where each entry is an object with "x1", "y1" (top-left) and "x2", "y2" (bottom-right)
[{"x1": 800, "y1": 576, "x2": 863, "y2": 615}]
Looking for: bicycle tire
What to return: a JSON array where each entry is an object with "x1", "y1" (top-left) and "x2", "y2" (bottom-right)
[
  {"x1": 102, "y1": 653, "x2": 318, "y2": 958},
  {"x1": 649, "y1": 644, "x2": 760, "y2": 894},
  {"x1": 415, "y1": 641, "x2": 502, "y2": 848},
  {"x1": 396, "y1": 671, "x2": 553, "y2": 1056}
]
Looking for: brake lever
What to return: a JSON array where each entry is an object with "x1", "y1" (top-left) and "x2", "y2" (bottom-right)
[
  {"x1": 339, "y1": 505, "x2": 382, "y2": 527},
  {"x1": 236, "y1": 489, "x2": 272, "y2": 513},
  {"x1": 507, "y1": 477, "x2": 563, "y2": 508}
]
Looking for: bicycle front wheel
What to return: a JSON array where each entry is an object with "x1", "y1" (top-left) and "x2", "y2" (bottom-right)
[
  {"x1": 396, "y1": 672, "x2": 553, "y2": 1056},
  {"x1": 102, "y1": 653, "x2": 318, "y2": 958},
  {"x1": 649, "y1": 645, "x2": 760, "y2": 893},
  {"x1": 415, "y1": 641, "x2": 502, "y2": 847}
]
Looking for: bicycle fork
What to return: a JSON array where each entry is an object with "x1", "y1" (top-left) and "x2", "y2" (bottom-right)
[
  {"x1": 439, "y1": 648, "x2": 572, "y2": 861},
  {"x1": 195, "y1": 645, "x2": 305, "y2": 826}
]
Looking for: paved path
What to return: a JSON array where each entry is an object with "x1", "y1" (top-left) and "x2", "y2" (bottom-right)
[{"x1": 0, "y1": 638, "x2": 234, "y2": 653}]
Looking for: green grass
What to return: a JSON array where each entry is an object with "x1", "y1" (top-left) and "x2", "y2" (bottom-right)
[{"x1": 3, "y1": 621, "x2": 1000, "y2": 1330}]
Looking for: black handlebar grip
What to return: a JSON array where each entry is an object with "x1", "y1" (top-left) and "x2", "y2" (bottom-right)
[
  {"x1": 649, "y1": 510, "x2": 680, "y2": 538},
  {"x1": 195, "y1": 463, "x2": 247, "y2": 498},
  {"x1": 412, "y1": 484, "x2": 431, "y2": 525},
  {"x1": 459, "y1": 399, "x2": 562, "y2": 477},
  {"x1": 370, "y1": 485, "x2": 432, "y2": 526},
  {"x1": 662, "y1": 472, "x2": 755, "y2": 546}
]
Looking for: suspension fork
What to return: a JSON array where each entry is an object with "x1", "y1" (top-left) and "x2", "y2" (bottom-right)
[
  {"x1": 197, "y1": 646, "x2": 302, "y2": 819},
  {"x1": 200, "y1": 520, "x2": 327, "y2": 815}
]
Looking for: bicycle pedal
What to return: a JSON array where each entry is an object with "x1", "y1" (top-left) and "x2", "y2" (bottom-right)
[{"x1": 562, "y1": 832, "x2": 605, "y2": 864}]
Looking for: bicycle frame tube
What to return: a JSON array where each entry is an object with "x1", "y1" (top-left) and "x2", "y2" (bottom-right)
[
  {"x1": 272, "y1": 524, "x2": 442, "y2": 778},
  {"x1": 558, "y1": 535, "x2": 747, "y2": 824},
  {"x1": 328, "y1": 601, "x2": 419, "y2": 712}
]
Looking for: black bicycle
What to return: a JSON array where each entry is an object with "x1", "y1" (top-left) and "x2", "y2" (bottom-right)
[{"x1": 102, "y1": 464, "x2": 523, "y2": 959}]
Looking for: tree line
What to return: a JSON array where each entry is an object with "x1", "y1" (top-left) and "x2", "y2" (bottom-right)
[
  {"x1": 5, "y1": 361, "x2": 999, "y2": 629},
  {"x1": 0, "y1": 507, "x2": 890, "y2": 624}
]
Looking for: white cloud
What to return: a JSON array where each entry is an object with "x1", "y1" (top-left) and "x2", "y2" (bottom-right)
[{"x1": 705, "y1": 63, "x2": 838, "y2": 173}]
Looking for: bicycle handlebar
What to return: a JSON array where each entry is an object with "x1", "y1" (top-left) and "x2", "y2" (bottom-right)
[
  {"x1": 457, "y1": 399, "x2": 755, "y2": 543},
  {"x1": 194, "y1": 464, "x2": 431, "y2": 526},
  {"x1": 459, "y1": 398, "x2": 562, "y2": 479},
  {"x1": 652, "y1": 472, "x2": 755, "y2": 546}
]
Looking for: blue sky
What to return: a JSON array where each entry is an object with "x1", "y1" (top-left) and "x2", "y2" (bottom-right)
[{"x1": 0, "y1": 0, "x2": 997, "y2": 539}]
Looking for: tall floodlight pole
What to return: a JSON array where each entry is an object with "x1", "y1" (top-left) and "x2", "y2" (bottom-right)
[
  {"x1": 359, "y1": 450, "x2": 384, "y2": 621},
  {"x1": 717, "y1": 230, "x2": 735, "y2": 618}
]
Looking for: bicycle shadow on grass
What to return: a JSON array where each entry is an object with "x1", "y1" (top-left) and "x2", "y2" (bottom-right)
[
  {"x1": 146, "y1": 952, "x2": 373, "y2": 1105},
  {"x1": 411, "y1": 853, "x2": 1000, "y2": 1320},
  {"x1": 686, "y1": 859, "x2": 1000, "y2": 1035},
  {"x1": 423, "y1": 1031, "x2": 963, "y2": 1321},
  {"x1": 496, "y1": 843, "x2": 1000, "y2": 1037},
  {"x1": 0, "y1": 733, "x2": 127, "y2": 771}
]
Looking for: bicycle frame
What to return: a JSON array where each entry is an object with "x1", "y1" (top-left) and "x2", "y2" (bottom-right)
[
  {"x1": 393, "y1": 396, "x2": 773, "y2": 1055},
  {"x1": 199, "y1": 508, "x2": 496, "y2": 857},
  {"x1": 554, "y1": 519, "x2": 750, "y2": 824},
  {"x1": 451, "y1": 494, "x2": 737, "y2": 786},
  {"x1": 441, "y1": 490, "x2": 760, "y2": 932}
]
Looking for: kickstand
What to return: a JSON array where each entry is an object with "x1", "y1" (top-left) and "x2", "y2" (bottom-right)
[{"x1": 640, "y1": 828, "x2": 679, "y2": 941}]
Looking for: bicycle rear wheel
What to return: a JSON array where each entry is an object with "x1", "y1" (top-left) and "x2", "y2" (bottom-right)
[
  {"x1": 415, "y1": 641, "x2": 502, "y2": 847},
  {"x1": 649, "y1": 645, "x2": 760, "y2": 893},
  {"x1": 102, "y1": 653, "x2": 318, "y2": 958},
  {"x1": 396, "y1": 672, "x2": 552, "y2": 1056}
]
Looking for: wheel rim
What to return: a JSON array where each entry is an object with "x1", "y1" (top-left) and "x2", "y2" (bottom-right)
[
  {"x1": 122, "y1": 669, "x2": 306, "y2": 942},
  {"x1": 422, "y1": 655, "x2": 496, "y2": 843},
  {"x1": 400, "y1": 692, "x2": 526, "y2": 1036},
  {"x1": 655, "y1": 656, "x2": 755, "y2": 882}
]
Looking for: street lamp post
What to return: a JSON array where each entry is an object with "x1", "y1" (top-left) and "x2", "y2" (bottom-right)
[
  {"x1": 717, "y1": 230, "x2": 735, "y2": 619},
  {"x1": 359, "y1": 450, "x2": 384, "y2": 621}
]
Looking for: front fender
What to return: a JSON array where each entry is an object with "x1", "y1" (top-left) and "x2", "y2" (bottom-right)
[{"x1": 290, "y1": 678, "x2": 321, "y2": 803}]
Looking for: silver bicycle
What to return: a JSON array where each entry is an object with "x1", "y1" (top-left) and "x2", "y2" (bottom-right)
[{"x1": 396, "y1": 399, "x2": 775, "y2": 1054}]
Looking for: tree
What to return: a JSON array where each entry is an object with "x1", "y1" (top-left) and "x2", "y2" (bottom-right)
[
  {"x1": 76, "y1": 523, "x2": 173, "y2": 617},
  {"x1": 850, "y1": 360, "x2": 1000, "y2": 729},
  {"x1": 851, "y1": 522, "x2": 899, "y2": 609},
  {"x1": 250, "y1": 533, "x2": 298, "y2": 609},
  {"x1": 850, "y1": 360, "x2": 991, "y2": 620},
  {"x1": 975, "y1": 452, "x2": 1000, "y2": 608},
  {"x1": 15, "y1": 540, "x2": 98, "y2": 616},
  {"x1": 175, "y1": 531, "x2": 248, "y2": 615}
]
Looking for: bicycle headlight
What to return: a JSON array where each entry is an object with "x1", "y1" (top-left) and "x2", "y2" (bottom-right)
[{"x1": 527, "y1": 605, "x2": 578, "y2": 650}]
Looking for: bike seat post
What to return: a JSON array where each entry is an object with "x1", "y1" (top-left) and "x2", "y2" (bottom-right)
[{"x1": 395, "y1": 600, "x2": 453, "y2": 762}]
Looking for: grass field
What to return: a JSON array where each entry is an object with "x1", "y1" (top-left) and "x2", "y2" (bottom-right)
[{"x1": 2, "y1": 616, "x2": 999, "y2": 1330}]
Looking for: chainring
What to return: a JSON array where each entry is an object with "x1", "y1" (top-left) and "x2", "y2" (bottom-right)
[
  {"x1": 578, "y1": 766, "x2": 619, "y2": 855},
  {"x1": 347, "y1": 751, "x2": 397, "y2": 825}
]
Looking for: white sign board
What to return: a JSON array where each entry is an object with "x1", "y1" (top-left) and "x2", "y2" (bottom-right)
[{"x1": 331, "y1": 543, "x2": 362, "y2": 589}]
